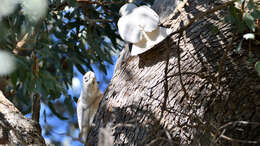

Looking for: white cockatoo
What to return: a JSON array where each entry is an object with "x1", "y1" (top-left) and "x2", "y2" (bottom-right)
[
  {"x1": 77, "y1": 71, "x2": 102, "y2": 143},
  {"x1": 117, "y1": 3, "x2": 172, "y2": 56}
]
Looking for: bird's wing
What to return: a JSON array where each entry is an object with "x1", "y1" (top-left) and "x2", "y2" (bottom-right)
[
  {"x1": 118, "y1": 16, "x2": 143, "y2": 43},
  {"x1": 131, "y1": 27, "x2": 172, "y2": 56},
  {"x1": 77, "y1": 99, "x2": 83, "y2": 130},
  {"x1": 131, "y1": 43, "x2": 150, "y2": 56},
  {"x1": 77, "y1": 99, "x2": 90, "y2": 141},
  {"x1": 145, "y1": 27, "x2": 172, "y2": 47},
  {"x1": 132, "y1": 6, "x2": 160, "y2": 32}
]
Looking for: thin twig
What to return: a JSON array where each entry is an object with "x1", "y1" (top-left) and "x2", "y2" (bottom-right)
[
  {"x1": 218, "y1": 121, "x2": 260, "y2": 130},
  {"x1": 217, "y1": 34, "x2": 235, "y2": 83},
  {"x1": 76, "y1": 0, "x2": 123, "y2": 6},
  {"x1": 85, "y1": 16, "x2": 113, "y2": 23},
  {"x1": 220, "y1": 134, "x2": 259, "y2": 144},
  {"x1": 216, "y1": 121, "x2": 260, "y2": 144}
]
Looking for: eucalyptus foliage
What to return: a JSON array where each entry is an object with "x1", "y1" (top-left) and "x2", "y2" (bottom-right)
[
  {"x1": 0, "y1": 0, "x2": 151, "y2": 114},
  {"x1": 225, "y1": 0, "x2": 260, "y2": 73}
]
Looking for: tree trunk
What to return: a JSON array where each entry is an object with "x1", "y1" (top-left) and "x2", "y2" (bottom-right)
[
  {"x1": 88, "y1": 0, "x2": 260, "y2": 145},
  {"x1": 0, "y1": 91, "x2": 46, "y2": 145}
]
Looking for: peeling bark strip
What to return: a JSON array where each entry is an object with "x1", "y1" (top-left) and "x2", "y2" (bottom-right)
[
  {"x1": 88, "y1": 0, "x2": 260, "y2": 145},
  {"x1": 0, "y1": 91, "x2": 45, "y2": 146}
]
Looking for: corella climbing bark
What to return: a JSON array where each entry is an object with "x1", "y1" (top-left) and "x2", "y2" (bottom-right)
[{"x1": 77, "y1": 71, "x2": 102, "y2": 143}]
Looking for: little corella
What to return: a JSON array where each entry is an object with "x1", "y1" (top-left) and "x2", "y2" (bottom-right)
[{"x1": 118, "y1": 3, "x2": 172, "y2": 56}]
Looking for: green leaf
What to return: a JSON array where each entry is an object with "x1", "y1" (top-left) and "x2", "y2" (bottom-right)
[
  {"x1": 66, "y1": 0, "x2": 77, "y2": 6},
  {"x1": 236, "y1": 39, "x2": 243, "y2": 53},
  {"x1": 37, "y1": 79, "x2": 48, "y2": 98},
  {"x1": 10, "y1": 72, "x2": 18, "y2": 88},
  {"x1": 255, "y1": 39, "x2": 260, "y2": 45},
  {"x1": 226, "y1": 5, "x2": 247, "y2": 33},
  {"x1": 248, "y1": 55, "x2": 255, "y2": 63},
  {"x1": 252, "y1": 10, "x2": 260, "y2": 19},
  {"x1": 98, "y1": 62, "x2": 107, "y2": 75},
  {"x1": 48, "y1": 101, "x2": 68, "y2": 120},
  {"x1": 248, "y1": 0, "x2": 255, "y2": 10},
  {"x1": 244, "y1": 12, "x2": 255, "y2": 32},
  {"x1": 225, "y1": 14, "x2": 235, "y2": 24},
  {"x1": 75, "y1": 64, "x2": 86, "y2": 75},
  {"x1": 256, "y1": 61, "x2": 260, "y2": 76},
  {"x1": 16, "y1": 56, "x2": 30, "y2": 70}
]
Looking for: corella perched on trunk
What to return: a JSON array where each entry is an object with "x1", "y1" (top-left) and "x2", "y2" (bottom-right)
[
  {"x1": 77, "y1": 71, "x2": 102, "y2": 143},
  {"x1": 117, "y1": 3, "x2": 172, "y2": 56}
]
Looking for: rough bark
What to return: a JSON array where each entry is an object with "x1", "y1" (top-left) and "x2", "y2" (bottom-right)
[
  {"x1": 0, "y1": 91, "x2": 45, "y2": 146},
  {"x1": 88, "y1": 0, "x2": 260, "y2": 145}
]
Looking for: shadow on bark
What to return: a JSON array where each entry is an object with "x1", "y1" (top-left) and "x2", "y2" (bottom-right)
[{"x1": 88, "y1": 0, "x2": 260, "y2": 146}]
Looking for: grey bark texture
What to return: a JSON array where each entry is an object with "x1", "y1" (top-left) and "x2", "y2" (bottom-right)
[
  {"x1": 88, "y1": 0, "x2": 260, "y2": 145},
  {"x1": 152, "y1": 0, "x2": 178, "y2": 23},
  {"x1": 0, "y1": 91, "x2": 46, "y2": 146}
]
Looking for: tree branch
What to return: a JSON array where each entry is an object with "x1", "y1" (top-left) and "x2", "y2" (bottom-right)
[
  {"x1": 76, "y1": 0, "x2": 124, "y2": 6},
  {"x1": 32, "y1": 93, "x2": 41, "y2": 123}
]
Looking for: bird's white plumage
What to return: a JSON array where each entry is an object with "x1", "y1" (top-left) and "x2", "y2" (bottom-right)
[
  {"x1": 132, "y1": 6, "x2": 159, "y2": 32},
  {"x1": 77, "y1": 100, "x2": 84, "y2": 130},
  {"x1": 131, "y1": 27, "x2": 172, "y2": 56},
  {"x1": 118, "y1": 4, "x2": 160, "y2": 43},
  {"x1": 77, "y1": 71, "x2": 102, "y2": 143},
  {"x1": 118, "y1": 16, "x2": 143, "y2": 43},
  {"x1": 117, "y1": 3, "x2": 172, "y2": 56}
]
